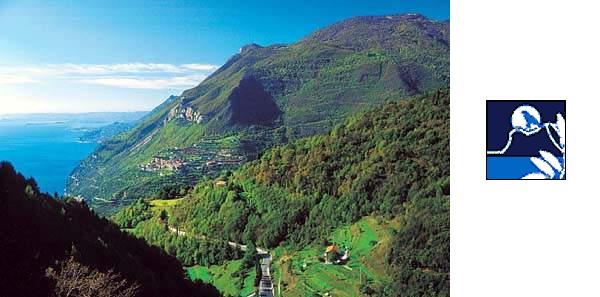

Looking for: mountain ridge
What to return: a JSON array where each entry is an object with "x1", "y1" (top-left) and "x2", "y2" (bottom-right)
[{"x1": 68, "y1": 13, "x2": 449, "y2": 213}]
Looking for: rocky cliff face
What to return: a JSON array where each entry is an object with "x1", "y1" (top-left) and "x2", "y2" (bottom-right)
[{"x1": 166, "y1": 105, "x2": 207, "y2": 124}]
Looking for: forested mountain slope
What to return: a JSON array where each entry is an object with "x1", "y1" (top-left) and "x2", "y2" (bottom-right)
[
  {"x1": 0, "y1": 162, "x2": 219, "y2": 297},
  {"x1": 114, "y1": 89, "x2": 450, "y2": 296},
  {"x1": 68, "y1": 14, "x2": 449, "y2": 212}
]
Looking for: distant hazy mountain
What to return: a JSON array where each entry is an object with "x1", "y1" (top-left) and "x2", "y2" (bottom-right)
[
  {"x1": 77, "y1": 99, "x2": 178, "y2": 144},
  {"x1": 78, "y1": 122, "x2": 138, "y2": 143},
  {"x1": 68, "y1": 14, "x2": 449, "y2": 212},
  {"x1": 0, "y1": 111, "x2": 147, "y2": 129}
]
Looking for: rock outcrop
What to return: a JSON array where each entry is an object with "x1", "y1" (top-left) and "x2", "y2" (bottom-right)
[{"x1": 167, "y1": 106, "x2": 207, "y2": 124}]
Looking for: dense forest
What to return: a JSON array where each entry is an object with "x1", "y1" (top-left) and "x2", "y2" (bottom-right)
[
  {"x1": 114, "y1": 89, "x2": 450, "y2": 296},
  {"x1": 0, "y1": 162, "x2": 219, "y2": 297},
  {"x1": 112, "y1": 199, "x2": 243, "y2": 267}
]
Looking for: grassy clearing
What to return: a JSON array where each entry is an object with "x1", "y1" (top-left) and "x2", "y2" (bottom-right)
[
  {"x1": 187, "y1": 259, "x2": 256, "y2": 297},
  {"x1": 187, "y1": 265, "x2": 213, "y2": 283},
  {"x1": 149, "y1": 198, "x2": 183, "y2": 208},
  {"x1": 331, "y1": 218, "x2": 378, "y2": 256},
  {"x1": 148, "y1": 198, "x2": 183, "y2": 215},
  {"x1": 272, "y1": 216, "x2": 398, "y2": 297}
]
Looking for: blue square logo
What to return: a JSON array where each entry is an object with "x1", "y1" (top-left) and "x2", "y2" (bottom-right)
[{"x1": 486, "y1": 100, "x2": 566, "y2": 180}]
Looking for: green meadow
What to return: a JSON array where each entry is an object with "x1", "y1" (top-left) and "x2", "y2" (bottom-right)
[
  {"x1": 187, "y1": 260, "x2": 256, "y2": 297},
  {"x1": 271, "y1": 216, "x2": 398, "y2": 297}
]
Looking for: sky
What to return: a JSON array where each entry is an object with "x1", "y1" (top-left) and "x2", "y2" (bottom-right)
[{"x1": 0, "y1": 0, "x2": 449, "y2": 114}]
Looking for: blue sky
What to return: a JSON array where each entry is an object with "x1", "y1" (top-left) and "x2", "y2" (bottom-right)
[{"x1": 0, "y1": 0, "x2": 449, "y2": 114}]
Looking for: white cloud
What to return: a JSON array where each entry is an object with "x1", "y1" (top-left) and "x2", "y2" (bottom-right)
[
  {"x1": 9, "y1": 63, "x2": 219, "y2": 75},
  {"x1": 0, "y1": 74, "x2": 37, "y2": 84},
  {"x1": 181, "y1": 64, "x2": 220, "y2": 71},
  {"x1": 0, "y1": 62, "x2": 219, "y2": 89},
  {"x1": 81, "y1": 75, "x2": 209, "y2": 89}
]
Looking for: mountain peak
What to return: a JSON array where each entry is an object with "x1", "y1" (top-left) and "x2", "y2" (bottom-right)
[
  {"x1": 239, "y1": 43, "x2": 263, "y2": 54},
  {"x1": 300, "y1": 13, "x2": 448, "y2": 50}
]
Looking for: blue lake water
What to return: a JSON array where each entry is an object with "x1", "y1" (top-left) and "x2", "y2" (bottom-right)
[{"x1": 0, "y1": 121, "x2": 97, "y2": 195}]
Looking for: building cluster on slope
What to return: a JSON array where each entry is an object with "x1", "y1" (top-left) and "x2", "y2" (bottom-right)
[
  {"x1": 140, "y1": 145, "x2": 246, "y2": 174},
  {"x1": 204, "y1": 149, "x2": 245, "y2": 168},
  {"x1": 140, "y1": 156, "x2": 186, "y2": 172}
]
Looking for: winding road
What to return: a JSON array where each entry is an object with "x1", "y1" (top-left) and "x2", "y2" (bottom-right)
[{"x1": 167, "y1": 226, "x2": 267, "y2": 253}]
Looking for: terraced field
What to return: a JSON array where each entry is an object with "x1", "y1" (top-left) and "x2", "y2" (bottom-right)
[{"x1": 271, "y1": 216, "x2": 399, "y2": 296}]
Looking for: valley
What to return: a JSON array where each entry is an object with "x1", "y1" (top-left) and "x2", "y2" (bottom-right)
[{"x1": 1, "y1": 11, "x2": 449, "y2": 297}]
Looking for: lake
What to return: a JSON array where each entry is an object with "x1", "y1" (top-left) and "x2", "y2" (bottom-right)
[{"x1": 0, "y1": 112, "x2": 145, "y2": 195}]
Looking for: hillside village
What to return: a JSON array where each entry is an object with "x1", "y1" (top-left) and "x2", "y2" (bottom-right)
[{"x1": 140, "y1": 142, "x2": 246, "y2": 173}]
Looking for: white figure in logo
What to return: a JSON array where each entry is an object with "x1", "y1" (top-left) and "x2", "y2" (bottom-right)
[{"x1": 487, "y1": 105, "x2": 565, "y2": 179}]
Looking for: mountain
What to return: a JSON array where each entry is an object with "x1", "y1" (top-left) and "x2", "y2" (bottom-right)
[
  {"x1": 140, "y1": 95, "x2": 178, "y2": 122},
  {"x1": 68, "y1": 13, "x2": 449, "y2": 213},
  {"x1": 0, "y1": 162, "x2": 219, "y2": 297},
  {"x1": 0, "y1": 111, "x2": 147, "y2": 128},
  {"x1": 76, "y1": 96, "x2": 179, "y2": 144},
  {"x1": 78, "y1": 122, "x2": 138, "y2": 143},
  {"x1": 112, "y1": 89, "x2": 450, "y2": 296},
  {"x1": 78, "y1": 97, "x2": 178, "y2": 143}
]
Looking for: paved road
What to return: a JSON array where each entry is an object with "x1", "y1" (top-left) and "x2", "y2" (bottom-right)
[
  {"x1": 168, "y1": 226, "x2": 268, "y2": 253},
  {"x1": 258, "y1": 253, "x2": 274, "y2": 297}
]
